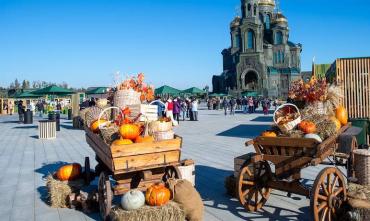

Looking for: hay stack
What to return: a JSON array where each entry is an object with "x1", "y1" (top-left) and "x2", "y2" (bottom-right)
[
  {"x1": 46, "y1": 175, "x2": 84, "y2": 208},
  {"x1": 345, "y1": 183, "x2": 370, "y2": 221},
  {"x1": 110, "y1": 201, "x2": 185, "y2": 221}
]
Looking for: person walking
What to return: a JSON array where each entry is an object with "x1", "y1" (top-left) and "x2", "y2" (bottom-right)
[
  {"x1": 241, "y1": 96, "x2": 248, "y2": 114},
  {"x1": 165, "y1": 98, "x2": 176, "y2": 126},
  {"x1": 248, "y1": 97, "x2": 254, "y2": 114},
  {"x1": 180, "y1": 100, "x2": 187, "y2": 121},
  {"x1": 8, "y1": 101, "x2": 14, "y2": 115},
  {"x1": 191, "y1": 98, "x2": 198, "y2": 121},
  {"x1": 173, "y1": 98, "x2": 181, "y2": 124},
  {"x1": 229, "y1": 97, "x2": 236, "y2": 115},
  {"x1": 18, "y1": 101, "x2": 25, "y2": 123},
  {"x1": 262, "y1": 97, "x2": 270, "y2": 115},
  {"x1": 222, "y1": 97, "x2": 229, "y2": 116}
]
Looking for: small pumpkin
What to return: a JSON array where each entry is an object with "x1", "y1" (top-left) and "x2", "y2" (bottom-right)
[
  {"x1": 330, "y1": 117, "x2": 341, "y2": 131},
  {"x1": 121, "y1": 189, "x2": 145, "y2": 211},
  {"x1": 112, "y1": 138, "x2": 133, "y2": 145},
  {"x1": 261, "y1": 131, "x2": 277, "y2": 137},
  {"x1": 335, "y1": 106, "x2": 348, "y2": 125},
  {"x1": 135, "y1": 136, "x2": 154, "y2": 143},
  {"x1": 56, "y1": 163, "x2": 82, "y2": 181},
  {"x1": 90, "y1": 119, "x2": 108, "y2": 133},
  {"x1": 145, "y1": 183, "x2": 171, "y2": 206},
  {"x1": 298, "y1": 120, "x2": 317, "y2": 134},
  {"x1": 120, "y1": 124, "x2": 141, "y2": 140}
]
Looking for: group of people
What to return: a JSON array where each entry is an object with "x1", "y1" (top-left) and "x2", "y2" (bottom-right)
[
  {"x1": 152, "y1": 97, "x2": 199, "y2": 125},
  {"x1": 208, "y1": 96, "x2": 277, "y2": 116}
]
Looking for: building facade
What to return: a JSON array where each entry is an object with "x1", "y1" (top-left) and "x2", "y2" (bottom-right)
[{"x1": 212, "y1": 0, "x2": 302, "y2": 98}]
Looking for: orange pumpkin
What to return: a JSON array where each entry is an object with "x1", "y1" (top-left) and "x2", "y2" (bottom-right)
[
  {"x1": 335, "y1": 106, "x2": 348, "y2": 126},
  {"x1": 330, "y1": 117, "x2": 341, "y2": 131},
  {"x1": 56, "y1": 163, "x2": 82, "y2": 181},
  {"x1": 298, "y1": 120, "x2": 317, "y2": 134},
  {"x1": 120, "y1": 124, "x2": 141, "y2": 140},
  {"x1": 90, "y1": 119, "x2": 107, "y2": 133},
  {"x1": 112, "y1": 138, "x2": 133, "y2": 145},
  {"x1": 261, "y1": 131, "x2": 277, "y2": 137},
  {"x1": 145, "y1": 183, "x2": 171, "y2": 206},
  {"x1": 135, "y1": 136, "x2": 154, "y2": 143}
]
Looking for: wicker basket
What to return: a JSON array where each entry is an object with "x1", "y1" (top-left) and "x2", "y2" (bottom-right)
[
  {"x1": 153, "y1": 131, "x2": 174, "y2": 141},
  {"x1": 354, "y1": 149, "x2": 370, "y2": 185},
  {"x1": 149, "y1": 121, "x2": 173, "y2": 133},
  {"x1": 114, "y1": 89, "x2": 141, "y2": 109},
  {"x1": 273, "y1": 103, "x2": 301, "y2": 133}
]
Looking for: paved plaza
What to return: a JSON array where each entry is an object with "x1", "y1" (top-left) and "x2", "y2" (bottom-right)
[{"x1": 0, "y1": 108, "x2": 331, "y2": 221}]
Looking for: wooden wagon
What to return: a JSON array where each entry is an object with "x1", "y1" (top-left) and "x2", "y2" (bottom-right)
[
  {"x1": 84, "y1": 128, "x2": 187, "y2": 220},
  {"x1": 236, "y1": 125, "x2": 358, "y2": 221}
]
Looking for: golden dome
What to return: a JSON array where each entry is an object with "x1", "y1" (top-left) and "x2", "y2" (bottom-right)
[
  {"x1": 275, "y1": 12, "x2": 288, "y2": 23},
  {"x1": 259, "y1": 0, "x2": 275, "y2": 7}
]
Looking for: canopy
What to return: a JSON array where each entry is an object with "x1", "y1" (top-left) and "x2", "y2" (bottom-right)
[
  {"x1": 241, "y1": 91, "x2": 258, "y2": 97},
  {"x1": 155, "y1": 85, "x2": 181, "y2": 95},
  {"x1": 32, "y1": 85, "x2": 74, "y2": 95},
  {"x1": 15, "y1": 91, "x2": 42, "y2": 98},
  {"x1": 181, "y1": 87, "x2": 206, "y2": 94},
  {"x1": 209, "y1": 93, "x2": 229, "y2": 97},
  {"x1": 86, "y1": 87, "x2": 108, "y2": 95}
]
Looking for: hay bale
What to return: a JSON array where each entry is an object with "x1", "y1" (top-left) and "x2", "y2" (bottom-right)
[
  {"x1": 110, "y1": 201, "x2": 185, "y2": 221},
  {"x1": 46, "y1": 175, "x2": 84, "y2": 208},
  {"x1": 346, "y1": 183, "x2": 370, "y2": 220}
]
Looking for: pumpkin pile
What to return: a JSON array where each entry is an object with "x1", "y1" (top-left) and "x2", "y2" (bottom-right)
[{"x1": 262, "y1": 78, "x2": 348, "y2": 142}]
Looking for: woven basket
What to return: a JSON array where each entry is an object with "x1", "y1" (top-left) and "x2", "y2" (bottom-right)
[
  {"x1": 149, "y1": 121, "x2": 173, "y2": 133},
  {"x1": 273, "y1": 103, "x2": 301, "y2": 133},
  {"x1": 114, "y1": 89, "x2": 141, "y2": 109},
  {"x1": 153, "y1": 131, "x2": 174, "y2": 141},
  {"x1": 354, "y1": 149, "x2": 370, "y2": 185}
]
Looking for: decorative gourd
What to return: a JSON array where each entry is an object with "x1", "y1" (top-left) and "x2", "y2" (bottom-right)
[
  {"x1": 335, "y1": 106, "x2": 348, "y2": 125},
  {"x1": 90, "y1": 119, "x2": 107, "y2": 133},
  {"x1": 56, "y1": 163, "x2": 82, "y2": 181},
  {"x1": 121, "y1": 189, "x2": 145, "y2": 211},
  {"x1": 113, "y1": 138, "x2": 133, "y2": 145},
  {"x1": 298, "y1": 120, "x2": 317, "y2": 134},
  {"x1": 120, "y1": 124, "x2": 141, "y2": 140},
  {"x1": 261, "y1": 131, "x2": 277, "y2": 137},
  {"x1": 304, "y1": 133, "x2": 322, "y2": 143},
  {"x1": 135, "y1": 136, "x2": 154, "y2": 143},
  {"x1": 330, "y1": 117, "x2": 341, "y2": 131},
  {"x1": 145, "y1": 183, "x2": 171, "y2": 206}
]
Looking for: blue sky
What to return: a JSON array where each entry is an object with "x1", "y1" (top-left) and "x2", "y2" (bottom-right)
[{"x1": 1, "y1": 0, "x2": 370, "y2": 89}]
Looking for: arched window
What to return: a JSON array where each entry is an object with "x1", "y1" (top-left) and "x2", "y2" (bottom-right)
[
  {"x1": 247, "y1": 4, "x2": 251, "y2": 16},
  {"x1": 259, "y1": 13, "x2": 264, "y2": 23},
  {"x1": 254, "y1": 4, "x2": 257, "y2": 16},
  {"x1": 265, "y1": 14, "x2": 271, "y2": 29},
  {"x1": 247, "y1": 30, "x2": 254, "y2": 49},
  {"x1": 233, "y1": 34, "x2": 240, "y2": 48},
  {"x1": 277, "y1": 51, "x2": 281, "y2": 63},
  {"x1": 275, "y1": 31, "x2": 283, "y2": 44}
]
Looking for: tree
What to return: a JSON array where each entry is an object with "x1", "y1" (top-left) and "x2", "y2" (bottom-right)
[
  {"x1": 9, "y1": 82, "x2": 15, "y2": 89},
  {"x1": 14, "y1": 79, "x2": 20, "y2": 89},
  {"x1": 22, "y1": 80, "x2": 30, "y2": 89}
]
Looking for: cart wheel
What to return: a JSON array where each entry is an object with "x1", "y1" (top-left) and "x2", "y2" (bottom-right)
[
  {"x1": 84, "y1": 157, "x2": 91, "y2": 185},
  {"x1": 163, "y1": 166, "x2": 181, "y2": 182},
  {"x1": 310, "y1": 167, "x2": 347, "y2": 221},
  {"x1": 237, "y1": 160, "x2": 272, "y2": 212},
  {"x1": 98, "y1": 172, "x2": 112, "y2": 221}
]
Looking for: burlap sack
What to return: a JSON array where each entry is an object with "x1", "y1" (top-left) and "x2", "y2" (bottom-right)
[{"x1": 167, "y1": 179, "x2": 204, "y2": 221}]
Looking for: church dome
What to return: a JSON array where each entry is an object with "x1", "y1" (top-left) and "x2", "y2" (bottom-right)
[
  {"x1": 274, "y1": 12, "x2": 288, "y2": 24},
  {"x1": 230, "y1": 16, "x2": 241, "y2": 28},
  {"x1": 258, "y1": 0, "x2": 275, "y2": 7}
]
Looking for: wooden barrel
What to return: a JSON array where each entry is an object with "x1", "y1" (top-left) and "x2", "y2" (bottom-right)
[
  {"x1": 354, "y1": 149, "x2": 370, "y2": 185},
  {"x1": 39, "y1": 120, "x2": 56, "y2": 139}
]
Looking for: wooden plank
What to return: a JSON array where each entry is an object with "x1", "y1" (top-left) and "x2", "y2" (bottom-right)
[
  {"x1": 255, "y1": 137, "x2": 318, "y2": 148},
  {"x1": 85, "y1": 129, "x2": 112, "y2": 157},
  {"x1": 113, "y1": 150, "x2": 180, "y2": 171},
  {"x1": 111, "y1": 137, "x2": 182, "y2": 158},
  {"x1": 85, "y1": 134, "x2": 114, "y2": 172}
]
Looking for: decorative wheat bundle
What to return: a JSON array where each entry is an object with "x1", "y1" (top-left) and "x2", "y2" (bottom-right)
[{"x1": 100, "y1": 124, "x2": 120, "y2": 145}]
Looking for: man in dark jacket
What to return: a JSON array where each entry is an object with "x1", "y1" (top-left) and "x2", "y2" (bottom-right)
[{"x1": 18, "y1": 101, "x2": 25, "y2": 123}]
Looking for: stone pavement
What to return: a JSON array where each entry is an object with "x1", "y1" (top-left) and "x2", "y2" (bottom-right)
[{"x1": 0, "y1": 108, "x2": 330, "y2": 221}]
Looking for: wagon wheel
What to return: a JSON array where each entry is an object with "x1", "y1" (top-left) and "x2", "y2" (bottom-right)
[
  {"x1": 237, "y1": 160, "x2": 272, "y2": 212},
  {"x1": 162, "y1": 166, "x2": 181, "y2": 182},
  {"x1": 98, "y1": 172, "x2": 112, "y2": 221},
  {"x1": 84, "y1": 157, "x2": 91, "y2": 185},
  {"x1": 310, "y1": 167, "x2": 347, "y2": 221}
]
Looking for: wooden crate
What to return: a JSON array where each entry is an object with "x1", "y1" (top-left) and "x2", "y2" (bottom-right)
[
  {"x1": 127, "y1": 104, "x2": 158, "y2": 122},
  {"x1": 85, "y1": 128, "x2": 182, "y2": 174},
  {"x1": 234, "y1": 153, "x2": 255, "y2": 178}
]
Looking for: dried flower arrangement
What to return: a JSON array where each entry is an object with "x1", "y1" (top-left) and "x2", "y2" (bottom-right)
[
  {"x1": 288, "y1": 76, "x2": 328, "y2": 103},
  {"x1": 116, "y1": 73, "x2": 155, "y2": 102}
]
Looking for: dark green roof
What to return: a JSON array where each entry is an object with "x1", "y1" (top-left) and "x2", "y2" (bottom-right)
[
  {"x1": 86, "y1": 87, "x2": 108, "y2": 95},
  {"x1": 267, "y1": 67, "x2": 300, "y2": 75},
  {"x1": 314, "y1": 64, "x2": 331, "y2": 79},
  {"x1": 15, "y1": 91, "x2": 42, "y2": 98},
  {"x1": 155, "y1": 85, "x2": 181, "y2": 95},
  {"x1": 32, "y1": 85, "x2": 74, "y2": 95},
  {"x1": 181, "y1": 87, "x2": 206, "y2": 94}
]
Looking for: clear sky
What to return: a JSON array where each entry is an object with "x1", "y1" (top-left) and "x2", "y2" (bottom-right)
[{"x1": 1, "y1": 0, "x2": 370, "y2": 90}]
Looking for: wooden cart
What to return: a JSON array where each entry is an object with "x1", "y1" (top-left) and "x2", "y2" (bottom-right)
[
  {"x1": 85, "y1": 128, "x2": 186, "y2": 220},
  {"x1": 236, "y1": 125, "x2": 357, "y2": 221}
]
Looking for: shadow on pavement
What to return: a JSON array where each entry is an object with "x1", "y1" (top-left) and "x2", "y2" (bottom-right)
[
  {"x1": 250, "y1": 116, "x2": 273, "y2": 122},
  {"x1": 12, "y1": 125, "x2": 38, "y2": 129},
  {"x1": 216, "y1": 124, "x2": 271, "y2": 139},
  {"x1": 195, "y1": 165, "x2": 310, "y2": 221}
]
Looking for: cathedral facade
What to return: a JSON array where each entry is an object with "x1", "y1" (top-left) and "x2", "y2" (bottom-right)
[{"x1": 212, "y1": 0, "x2": 302, "y2": 98}]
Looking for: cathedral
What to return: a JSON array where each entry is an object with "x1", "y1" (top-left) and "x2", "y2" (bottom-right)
[{"x1": 212, "y1": 0, "x2": 302, "y2": 98}]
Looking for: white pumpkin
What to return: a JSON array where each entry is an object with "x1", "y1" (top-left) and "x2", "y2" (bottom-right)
[
  {"x1": 121, "y1": 189, "x2": 145, "y2": 211},
  {"x1": 304, "y1": 133, "x2": 322, "y2": 143}
]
